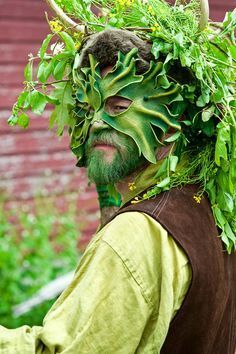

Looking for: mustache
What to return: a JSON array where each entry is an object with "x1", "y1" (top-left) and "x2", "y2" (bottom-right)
[{"x1": 87, "y1": 129, "x2": 123, "y2": 150}]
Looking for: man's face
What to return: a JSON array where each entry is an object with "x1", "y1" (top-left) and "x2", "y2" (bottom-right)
[
  {"x1": 85, "y1": 95, "x2": 145, "y2": 185},
  {"x1": 73, "y1": 49, "x2": 183, "y2": 169}
]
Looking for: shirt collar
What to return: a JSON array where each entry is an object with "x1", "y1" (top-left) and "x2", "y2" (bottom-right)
[{"x1": 121, "y1": 160, "x2": 164, "y2": 205}]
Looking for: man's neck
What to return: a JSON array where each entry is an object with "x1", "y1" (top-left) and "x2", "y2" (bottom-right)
[
  {"x1": 99, "y1": 145, "x2": 174, "y2": 227},
  {"x1": 99, "y1": 166, "x2": 147, "y2": 228}
]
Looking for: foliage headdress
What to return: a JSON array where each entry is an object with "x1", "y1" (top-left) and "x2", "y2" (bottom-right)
[{"x1": 9, "y1": 0, "x2": 236, "y2": 253}]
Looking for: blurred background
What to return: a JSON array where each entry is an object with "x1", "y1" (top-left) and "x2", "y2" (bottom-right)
[{"x1": 0, "y1": 0, "x2": 235, "y2": 328}]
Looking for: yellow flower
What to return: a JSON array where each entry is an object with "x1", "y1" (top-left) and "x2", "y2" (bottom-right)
[
  {"x1": 75, "y1": 42, "x2": 81, "y2": 50},
  {"x1": 73, "y1": 32, "x2": 82, "y2": 40},
  {"x1": 117, "y1": 0, "x2": 134, "y2": 7},
  {"x1": 148, "y1": 5, "x2": 155, "y2": 16},
  {"x1": 128, "y1": 182, "x2": 136, "y2": 191},
  {"x1": 193, "y1": 195, "x2": 202, "y2": 204},
  {"x1": 151, "y1": 22, "x2": 159, "y2": 32},
  {"x1": 49, "y1": 20, "x2": 63, "y2": 33}
]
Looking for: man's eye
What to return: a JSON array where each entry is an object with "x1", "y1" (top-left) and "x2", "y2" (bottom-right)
[{"x1": 114, "y1": 105, "x2": 128, "y2": 111}]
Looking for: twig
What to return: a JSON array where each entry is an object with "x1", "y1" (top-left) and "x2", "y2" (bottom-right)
[
  {"x1": 45, "y1": 0, "x2": 85, "y2": 33},
  {"x1": 35, "y1": 79, "x2": 69, "y2": 87},
  {"x1": 124, "y1": 26, "x2": 152, "y2": 32}
]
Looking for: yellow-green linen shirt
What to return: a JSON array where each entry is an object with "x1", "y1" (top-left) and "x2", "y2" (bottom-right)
[{"x1": 0, "y1": 211, "x2": 191, "y2": 353}]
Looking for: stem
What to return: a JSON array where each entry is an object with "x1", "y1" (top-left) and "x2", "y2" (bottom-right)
[
  {"x1": 35, "y1": 79, "x2": 69, "y2": 88},
  {"x1": 124, "y1": 26, "x2": 152, "y2": 32},
  {"x1": 208, "y1": 56, "x2": 236, "y2": 69},
  {"x1": 87, "y1": 21, "x2": 106, "y2": 27}
]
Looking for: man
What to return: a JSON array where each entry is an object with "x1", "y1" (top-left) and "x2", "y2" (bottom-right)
[{"x1": 1, "y1": 0, "x2": 236, "y2": 353}]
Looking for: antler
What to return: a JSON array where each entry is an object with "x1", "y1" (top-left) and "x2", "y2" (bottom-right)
[
  {"x1": 199, "y1": 0, "x2": 209, "y2": 30},
  {"x1": 181, "y1": 0, "x2": 209, "y2": 30},
  {"x1": 46, "y1": 0, "x2": 85, "y2": 33}
]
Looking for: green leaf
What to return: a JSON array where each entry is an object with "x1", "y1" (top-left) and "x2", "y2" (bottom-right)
[
  {"x1": 44, "y1": 61, "x2": 54, "y2": 80},
  {"x1": 196, "y1": 88, "x2": 210, "y2": 107},
  {"x1": 37, "y1": 61, "x2": 47, "y2": 83},
  {"x1": 8, "y1": 115, "x2": 18, "y2": 126},
  {"x1": 18, "y1": 113, "x2": 29, "y2": 128},
  {"x1": 202, "y1": 106, "x2": 215, "y2": 122},
  {"x1": 49, "y1": 110, "x2": 57, "y2": 129},
  {"x1": 46, "y1": 95, "x2": 59, "y2": 105},
  {"x1": 169, "y1": 155, "x2": 178, "y2": 172},
  {"x1": 30, "y1": 91, "x2": 48, "y2": 115},
  {"x1": 59, "y1": 32, "x2": 76, "y2": 52},
  {"x1": 155, "y1": 158, "x2": 168, "y2": 179},
  {"x1": 37, "y1": 61, "x2": 53, "y2": 83},
  {"x1": 39, "y1": 34, "x2": 53, "y2": 59},
  {"x1": 221, "y1": 231, "x2": 230, "y2": 248},
  {"x1": 206, "y1": 179, "x2": 216, "y2": 204},
  {"x1": 219, "y1": 192, "x2": 234, "y2": 213},
  {"x1": 50, "y1": 82, "x2": 75, "y2": 134},
  {"x1": 53, "y1": 51, "x2": 74, "y2": 61},
  {"x1": 24, "y1": 62, "x2": 32, "y2": 81},
  {"x1": 225, "y1": 222, "x2": 236, "y2": 243},
  {"x1": 195, "y1": 65, "x2": 203, "y2": 81},
  {"x1": 151, "y1": 40, "x2": 172, "y2": 59},
  {"x1": 108, "y1": 17, "x2": 118, "y2": 26},
  {"x1": 157, "y1": 177, "x2": 170, "y2": 188},
  {"x1": 181, "y1": 120, "x2": 192, "y2": 126},
  {"x1": 215, "y1": 125, "x2": 230, "y2": 166},
  {"x1": 17, "y1": 92, "x2": 29, "y2": 107},
  {"x1": 164, "y1": 131, "x2": 181, "y2": 143},
  {"x1": 179, "y1": 51, "x2": 192, "y2": 67},
  {"x1": 213, "y1": 206, "x2": 227, "y2": 227},
  {"x1": 229, "y1": 45, "x2": 236, "y2": 60},
  {"x1": 174, "y1": 32, "x2": 184, "y2": 47},
  {"x1": 53, "y1": 60, "x2": 68, "y2": 80},
  {"x1": 73, "y1": 53, "x2": 81, "y2": 71}
]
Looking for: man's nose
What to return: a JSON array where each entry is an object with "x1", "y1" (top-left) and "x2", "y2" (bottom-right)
[{"x1": 90, "y1": 120, "x2": 110, "y2": 133}]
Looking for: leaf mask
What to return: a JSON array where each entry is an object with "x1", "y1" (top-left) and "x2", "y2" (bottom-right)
[{"x1": 71, "y1": 48, "x2": 184, "y2": 166}]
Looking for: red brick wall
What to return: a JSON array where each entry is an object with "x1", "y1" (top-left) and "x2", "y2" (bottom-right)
[
  {"x1": 209, "y1": 0, "x2": 235, "y2": 20},
  {"x1": 0, "y1": 0, "x2": 99, "y2": 244},
  {"x1": 0, "y1": 0, "x2": 235, "y2": 243}
]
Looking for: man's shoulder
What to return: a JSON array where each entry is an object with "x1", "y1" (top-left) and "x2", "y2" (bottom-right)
[
  {"x1": 102, "y1": 211, "x2": 167, "y2": 251},
  {"x1": 99, "y1": 211, "x2": 188, "y2": 272},
  {"x1": 101, "y1": 211, "x2": 188, "y2": 261},
  {"x1": 100, "y1": 211, "x2": 190, "y2": 306}
]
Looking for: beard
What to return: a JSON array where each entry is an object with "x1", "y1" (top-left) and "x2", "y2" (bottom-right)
[{"x1": 85, "y1": 129, "x2": 145, "y2": 185}]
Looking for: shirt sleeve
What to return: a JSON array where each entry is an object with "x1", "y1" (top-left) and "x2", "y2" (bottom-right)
[{"x1": 0, "y1": 239, "x2": 151, "y2": 354}]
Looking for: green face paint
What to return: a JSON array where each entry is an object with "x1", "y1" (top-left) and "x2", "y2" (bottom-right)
[
  {"x1": 85, "y1": 128, "x2": 145, "y2": 185},
  {"x1": 71, "y1": 48, "x2": 184, "y2": 166}
]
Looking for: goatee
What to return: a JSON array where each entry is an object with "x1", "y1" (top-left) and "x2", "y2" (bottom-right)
[{"x1": 85, "y1": 129, "x2": 145, "y2": 185}]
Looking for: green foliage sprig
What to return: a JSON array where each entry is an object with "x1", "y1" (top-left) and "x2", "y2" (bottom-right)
[{"x1": 8, "y1": 26, "x2": 80, "y2": 134}]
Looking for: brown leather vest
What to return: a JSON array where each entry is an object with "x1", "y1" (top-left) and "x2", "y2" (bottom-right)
[{"x1": 112, "y1": 185, "x2": 236, "y2": 354}]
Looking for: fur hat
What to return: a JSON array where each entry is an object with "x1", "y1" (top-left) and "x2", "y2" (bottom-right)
[{"x1": 78, "y1": 29, "x2": 154, "y2": 73}]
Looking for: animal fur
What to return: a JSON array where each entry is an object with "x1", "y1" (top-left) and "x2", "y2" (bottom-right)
[{"x1": 78, "y1": 29, "x2": 154, "y2": 73}]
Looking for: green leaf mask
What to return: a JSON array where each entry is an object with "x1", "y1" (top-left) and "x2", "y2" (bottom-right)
[{"x1": 71, "y1": 48, "x2": 183, "y2": 165}]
